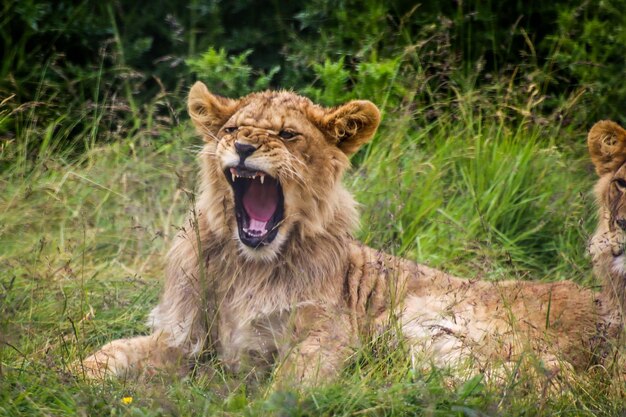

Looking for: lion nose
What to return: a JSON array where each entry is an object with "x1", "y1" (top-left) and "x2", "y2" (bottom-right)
[{"x1": 234, "y1": 142, "x2": 257, "y2": 161}]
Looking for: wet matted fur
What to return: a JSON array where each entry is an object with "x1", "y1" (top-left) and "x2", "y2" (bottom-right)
[{"x1": 81, "y1": 85, "x2": 625, "y2": 383}]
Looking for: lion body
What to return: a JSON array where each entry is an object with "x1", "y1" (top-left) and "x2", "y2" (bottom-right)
[{"x1": 81, "y1": 88, "x2": 624, "y2": 382}]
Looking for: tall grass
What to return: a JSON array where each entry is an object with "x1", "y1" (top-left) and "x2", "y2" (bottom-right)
[
  {"x1": 354, "y1": 98, "x2": 594, "y2": 281},
  {"x1": 1, "y1": 80, "x2": 623, "y2": 415}
]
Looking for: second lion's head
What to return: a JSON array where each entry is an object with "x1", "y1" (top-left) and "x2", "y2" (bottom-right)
[
  {"x1": 589, "y1": 120, "x2": 626, "y2": 256},
  {"x1": 187, "y1": 81, "x2": 381, "y2": 261}
]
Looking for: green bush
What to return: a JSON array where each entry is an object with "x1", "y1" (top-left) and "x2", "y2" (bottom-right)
[
  {"x1": 186, "y1": 48, "x2": 279, "y2": 97},
  {"x1": 3, "y1": 0, "x2": 626, "y2": 163},
  {"x1": 548, "y1": 0, "x2": 626, "y2": 124}
]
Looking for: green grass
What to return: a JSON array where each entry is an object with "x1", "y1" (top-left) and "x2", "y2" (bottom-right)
[{"x1": 1, "y1": 88, "x2": 625, "y2": 416}]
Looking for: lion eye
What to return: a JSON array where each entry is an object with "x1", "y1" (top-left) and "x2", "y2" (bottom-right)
[
  {"x1": 614, "y1": 178, "x2": 626, "y2": 190},
  {"x1": 224, "y1": 126, "x2": 238, "y2": 134},
  {"x1": 278, "y1": 130, "x2": 298, "y2": 140}
]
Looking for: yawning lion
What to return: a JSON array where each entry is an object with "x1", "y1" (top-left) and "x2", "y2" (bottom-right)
[{"x1": 81, "y1": 84, "x2": 624, "y2": 383}]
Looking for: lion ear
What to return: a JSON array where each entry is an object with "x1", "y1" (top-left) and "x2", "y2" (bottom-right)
[
  {"x1": 588, "y1": 120, "x2": 626, "y2": 176},
  {"x1": 320, "y1": 100, "x2": 381, "y2": 155},
  {"x1": 188, "y1": 81, "x2": 240, "y2": 139}
]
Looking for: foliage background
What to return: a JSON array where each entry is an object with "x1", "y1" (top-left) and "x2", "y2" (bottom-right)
[{"x1": 1, "y1": 0, "x2": 625, "y2": 416}]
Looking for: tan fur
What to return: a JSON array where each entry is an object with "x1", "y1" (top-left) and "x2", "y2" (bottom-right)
[
  {"x1": 81, "y1": 86, "x2": 624, "y2": 382},
  {"x1": 588, "y1": 120, "x2": 626, "y2": 327}
]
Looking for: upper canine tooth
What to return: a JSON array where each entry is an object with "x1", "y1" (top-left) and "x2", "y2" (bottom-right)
[{"x1": 260, "y1": 174, "x2": 265, "y2": 184}]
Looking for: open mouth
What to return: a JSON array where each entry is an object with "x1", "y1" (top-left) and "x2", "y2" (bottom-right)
[{"x1": 225, "y1": 166, "x2": 284, "y2": 248}]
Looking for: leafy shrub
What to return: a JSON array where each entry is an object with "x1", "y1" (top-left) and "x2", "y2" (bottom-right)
[
  {"x1": 186, "y1": 48, "x2": 278, "y2": 97},
  {"x1": 3, "y1": 0, "x2": 626, "y2": 164},
  {"x1": 548, "y1": 0, "x2": 626, "y2": 124}
]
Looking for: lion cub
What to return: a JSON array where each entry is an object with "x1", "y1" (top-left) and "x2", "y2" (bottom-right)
[{"x1": 82, "y1": 84, "x2": 624, "y2": 382}]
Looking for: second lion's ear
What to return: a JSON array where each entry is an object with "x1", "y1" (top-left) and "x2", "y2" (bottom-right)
[
  {"x1": 588, "y1": 120, "x2": 626, "y2": 176},
  {"x1": 188, "y1": 81, "x2": 240, "y2": 140},
  {"x1": 320, "y1": 100, "x2": 381, "y2": 155}
]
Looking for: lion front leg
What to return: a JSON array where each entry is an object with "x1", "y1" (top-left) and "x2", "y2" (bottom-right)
[
  {"x1": 80, "y1": 332, "x2": 186, "y2": 379},
  {"x1": 278, "y1": 336, "x2": 352, "y2": 384},
  {"x1": 275, "y1": 306, "x2": 355, "y2": 385}
]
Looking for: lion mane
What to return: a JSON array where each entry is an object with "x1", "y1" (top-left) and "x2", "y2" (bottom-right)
[{"x1": 81, "y1": 86, "x2": 624, "y2": 383}]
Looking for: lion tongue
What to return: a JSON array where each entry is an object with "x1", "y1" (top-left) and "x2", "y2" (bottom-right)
[{"x1": 243, "y1": 177, "x2": 278, "y2": 231}]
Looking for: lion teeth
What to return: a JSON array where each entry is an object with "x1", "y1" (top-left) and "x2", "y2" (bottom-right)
[
  {"x1": 228, "y1": 167, "x2": 270, "y2": 183},
  {"x1": 229, "y1": 167, "x2": 238, "y2": 182}
]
